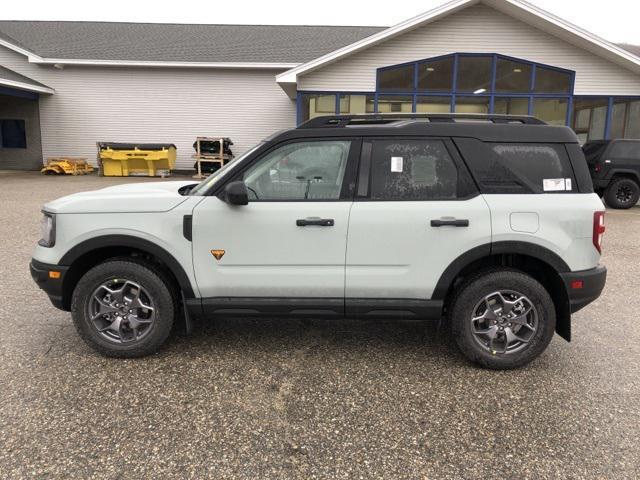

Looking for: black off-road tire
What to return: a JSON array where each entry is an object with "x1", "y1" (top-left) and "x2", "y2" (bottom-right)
[
  {"x1": 71, "y1": 258, "x2": 177, "y2": 358},
  {"x1": 450, "y1": 269, "x2": 556, "y2": 370},
  {"x1": 604, "y1": 177, "x2": 640, "y2": 209}
]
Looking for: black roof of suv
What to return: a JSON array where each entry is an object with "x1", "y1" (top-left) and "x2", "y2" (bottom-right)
[
  {"x1": 289, "y1": 114, "x2": 579, "y2": 144},
  {"x1": 201, "y1": 114, "x2": 592, "y2": 199}
]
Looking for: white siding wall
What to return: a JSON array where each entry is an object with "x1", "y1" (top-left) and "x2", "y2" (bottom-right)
[
  {"x1": 299, "y1": 4, "x2": 640, "y2": 95},
  {"x1": 0, "y1": 46, "x2": 295, "y2": 168}
]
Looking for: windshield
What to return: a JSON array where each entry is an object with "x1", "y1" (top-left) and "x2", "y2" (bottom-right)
[{"x1": 189, "y1": 143, "x2": 263, "y2": 195}]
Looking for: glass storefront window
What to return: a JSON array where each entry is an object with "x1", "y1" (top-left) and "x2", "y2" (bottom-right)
[
  {"x1": 417, "y1": 57, "x2": 454, "y2": 92},
  {"x1": 456, "y1": 56, "x2": 492, "y2": 93},
  {"x1": 376, "y1": 95, "x2": 413, "y2": 113},
  {"x1": 572, "y1": 98, "x2": 608, "y2": 143},
  {"x1": 378, "y1": 64, "x2": 415, "y2": 92},
  {"x1": 495, "y1": 59, "x2": 532, "y2": 93},
  {"x1": 534, "y1": 66, "x2": 571, "y2": 94},
  {"x1": 301, "y1": 54, "x2": 587, "y2": 127},
  {"x1": 416, "y1": 96, "x2": 451, "y2": 113},
  {"x1": 339, "y1": 94, "x2": 375, "y2": 114},
  {"x1": 610, "y1": 100, "x2": 627, "y2": 139},
  {"x1": 533, "y1": 98, "x2": 568, "y2": 126},
  {"x1": 455, "y1": 96, "x2": 490, "y2": 114},
  {"x1": 493, "y1": 97, "x2": 529, "y2": 115},
  {"x1": 625, "y1": 101, "x2": 640, "y2": 139},
  {"x1": 609, "y1": 99, "x2": 640, "y2": 139},
  {"x1": 300, "y1": 94, "x2": 336, "y2": 121}
]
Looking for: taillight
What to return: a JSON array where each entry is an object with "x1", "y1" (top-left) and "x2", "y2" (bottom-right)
[
  {"x1": 594, "y1": 163, "x2": 602, "y2": 173},
  {"x1": 593, "y1": 211, "x2": 605, "y2": 254}
]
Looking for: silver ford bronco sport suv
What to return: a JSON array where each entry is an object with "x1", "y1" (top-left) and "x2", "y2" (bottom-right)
[{"x1": 30, "y1": 114, "x2": 607, "y2": 369}]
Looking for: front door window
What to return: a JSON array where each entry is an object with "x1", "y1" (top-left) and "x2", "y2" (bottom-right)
[{"x1": 241, "y1": 140, "x2": 351, "y2": 201}]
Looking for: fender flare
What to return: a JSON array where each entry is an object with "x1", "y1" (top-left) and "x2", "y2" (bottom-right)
[
  {"x1": 59, "y1": 234, "x2": 195, "y2": 298},
  {"x1": 604, "y1": 168, "x2": 640, "y2": 183},
  {"x1": 431, "y1": 241, "x2": 570, "y2": 300}
]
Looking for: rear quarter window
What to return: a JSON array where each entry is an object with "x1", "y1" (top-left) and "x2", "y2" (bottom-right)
[
  {"x1": 455, "y1": 138, "x2": 577, "y2": 194},
  {"x1": 609, "y1": 141, "x2": 640, "y2": 159}
]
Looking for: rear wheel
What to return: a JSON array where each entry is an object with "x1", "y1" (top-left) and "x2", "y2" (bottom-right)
[
  {"x1": 71, "y1": 258, "x2": 176, "y2": 357},
  {"x1": 604, "y1": 177, "x2": 640, "y2": 209},
  {"x1": 450, "y1": 269, "x2": 556, "y2": 370}
]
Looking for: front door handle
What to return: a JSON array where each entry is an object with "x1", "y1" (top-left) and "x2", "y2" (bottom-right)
[
  {"x1": 430, "y1": 218, "x2": 469, "y2": 227},
  {"x1": 296, "y1": 217, "x2": 335, "y2": 227}
]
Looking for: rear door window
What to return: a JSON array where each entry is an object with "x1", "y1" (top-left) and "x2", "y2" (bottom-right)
[
  {"x1": 367, "y1": 139, "x2": 459, "y2": 200},
  {"x1": 455, "y1": 138, "x2": 576, "y2": 193}
]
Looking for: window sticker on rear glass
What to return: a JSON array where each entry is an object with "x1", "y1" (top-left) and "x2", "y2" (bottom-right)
[
  {"x1": 390, "y1": 156, "x2": 403, "y2": 173},
  {"x1": 565, "y1": 178, "x2": 572, "y2": 191},
  {"x1": 543, "y1": 178, "x2": 566, "y2": 191}
]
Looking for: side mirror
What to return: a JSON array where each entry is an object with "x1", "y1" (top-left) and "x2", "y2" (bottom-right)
[{"x1": 224, "y1": 181, "x2": 249, "y2": 206}]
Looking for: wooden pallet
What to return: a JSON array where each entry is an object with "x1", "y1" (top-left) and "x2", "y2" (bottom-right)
[{"x1": 192, "y1": 136, "x2": 234, "y2": 179}]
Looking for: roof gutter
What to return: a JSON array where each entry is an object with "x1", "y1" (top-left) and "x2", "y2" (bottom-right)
[
  {"x1": 29, "y1": 58, "x2": 301, "y2": 69},
  {"x1": 0, "y1": 36, "x2": 300, "y2": 70},
  {"x1": 0, "y1": 78, "x2": 55, "y2": 94}
]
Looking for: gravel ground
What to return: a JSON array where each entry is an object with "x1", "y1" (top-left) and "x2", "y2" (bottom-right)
[{"x1": 0, "y1": 171, "x2": 639, "y2": 479}]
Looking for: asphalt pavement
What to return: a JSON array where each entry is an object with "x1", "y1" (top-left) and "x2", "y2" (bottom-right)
[{"x1": 0, "y1": 171, "x2": 638, "y2": 479}]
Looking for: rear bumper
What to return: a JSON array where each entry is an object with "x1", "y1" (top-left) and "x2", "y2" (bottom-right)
[
  {"x1": 30, "y1": 259, "x2": 69, "y2": 310},
  {"x1": 560, "y1": 265, "x2": 607, "y2": 313}
]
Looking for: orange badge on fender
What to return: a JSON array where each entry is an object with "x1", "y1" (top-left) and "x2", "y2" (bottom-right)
[{"x1": 211, "y1": 249, "x2": 226, "y2": 260}]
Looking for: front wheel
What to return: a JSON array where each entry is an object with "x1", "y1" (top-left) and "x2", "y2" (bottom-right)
[
  {"x1": 604, "y1": 177, "x2": 640, "y2": 209},
  {"x1": 450, "y1": 269, "x2": 556, "y2": 370},
  {"x1": 71, "y1": 259, "x2": 176, "y2": 357}
]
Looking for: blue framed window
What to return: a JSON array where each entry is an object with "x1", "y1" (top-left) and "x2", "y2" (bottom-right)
[
  {"x1": 371, "y1": 53, "x2": 575, "y2": 123},
  {"x1": 573, "y1": 96, "x2": 640, "y2": 143},
  {"x1": 296, "y1": 52, "x2": 640, "y2": 142}
]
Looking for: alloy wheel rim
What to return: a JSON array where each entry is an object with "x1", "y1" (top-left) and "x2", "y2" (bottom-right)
[
  {"x1": 470, "y1": 290, "x2": 538, "y2": 355},
  {"x1": 88, "y1": 279, "x2": 156, "y2": 344},
  {"x1": 616, "y1": 185, "x2": 633, "y2": 203}
]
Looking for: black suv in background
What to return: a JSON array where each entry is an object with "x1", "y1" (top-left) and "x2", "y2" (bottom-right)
[{"x1": 584, "y1": 139, "x2": 640, "y2": 209}]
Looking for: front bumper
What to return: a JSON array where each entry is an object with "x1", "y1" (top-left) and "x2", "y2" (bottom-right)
[
  {"x1": 30, "y1": 259, "x2": 69, "y2": 310},
  {"x1": 560, "y1": 264, "x2": 607, "y2": 313}
]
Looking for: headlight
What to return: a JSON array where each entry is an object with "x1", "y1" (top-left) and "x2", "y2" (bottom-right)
[{"x1": 38, "y1": 212, "x2": 56, "y2": 247}]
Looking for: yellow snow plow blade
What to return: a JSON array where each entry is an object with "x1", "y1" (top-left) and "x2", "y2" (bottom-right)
[{"x1": 41, "y1": 158, "x2": 94, "y2": 175}]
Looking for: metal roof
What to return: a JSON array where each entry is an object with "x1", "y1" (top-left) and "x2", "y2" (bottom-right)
[{"x1": 0, "y1": 21, "x2": 385, "y2": 63}]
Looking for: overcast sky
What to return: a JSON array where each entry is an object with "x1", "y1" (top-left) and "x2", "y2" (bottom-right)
[{"x1": 1, "y1": 0, "x2": 639, "y2": 45}]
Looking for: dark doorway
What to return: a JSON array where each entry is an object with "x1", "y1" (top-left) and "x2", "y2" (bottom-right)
[{"x1": 0, "y1": 90, "x2": 43, "y2": 170}]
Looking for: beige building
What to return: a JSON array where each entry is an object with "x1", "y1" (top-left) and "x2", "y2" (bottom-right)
[{"x1": 1, "y1": 0, "x2": 640, "y2": 170}]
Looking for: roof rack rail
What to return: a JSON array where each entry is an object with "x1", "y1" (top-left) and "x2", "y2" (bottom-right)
[{"x1": 298, "y1": 113, "x2": 547, "y2": 128}]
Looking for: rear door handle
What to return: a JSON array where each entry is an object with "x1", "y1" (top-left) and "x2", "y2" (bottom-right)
[
  {"x1": 296, "y1": 218, "x2": 335, "y2": 227},
  {"x1": 430, "y1": 218, "x2": 469, "y2": 227}
]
